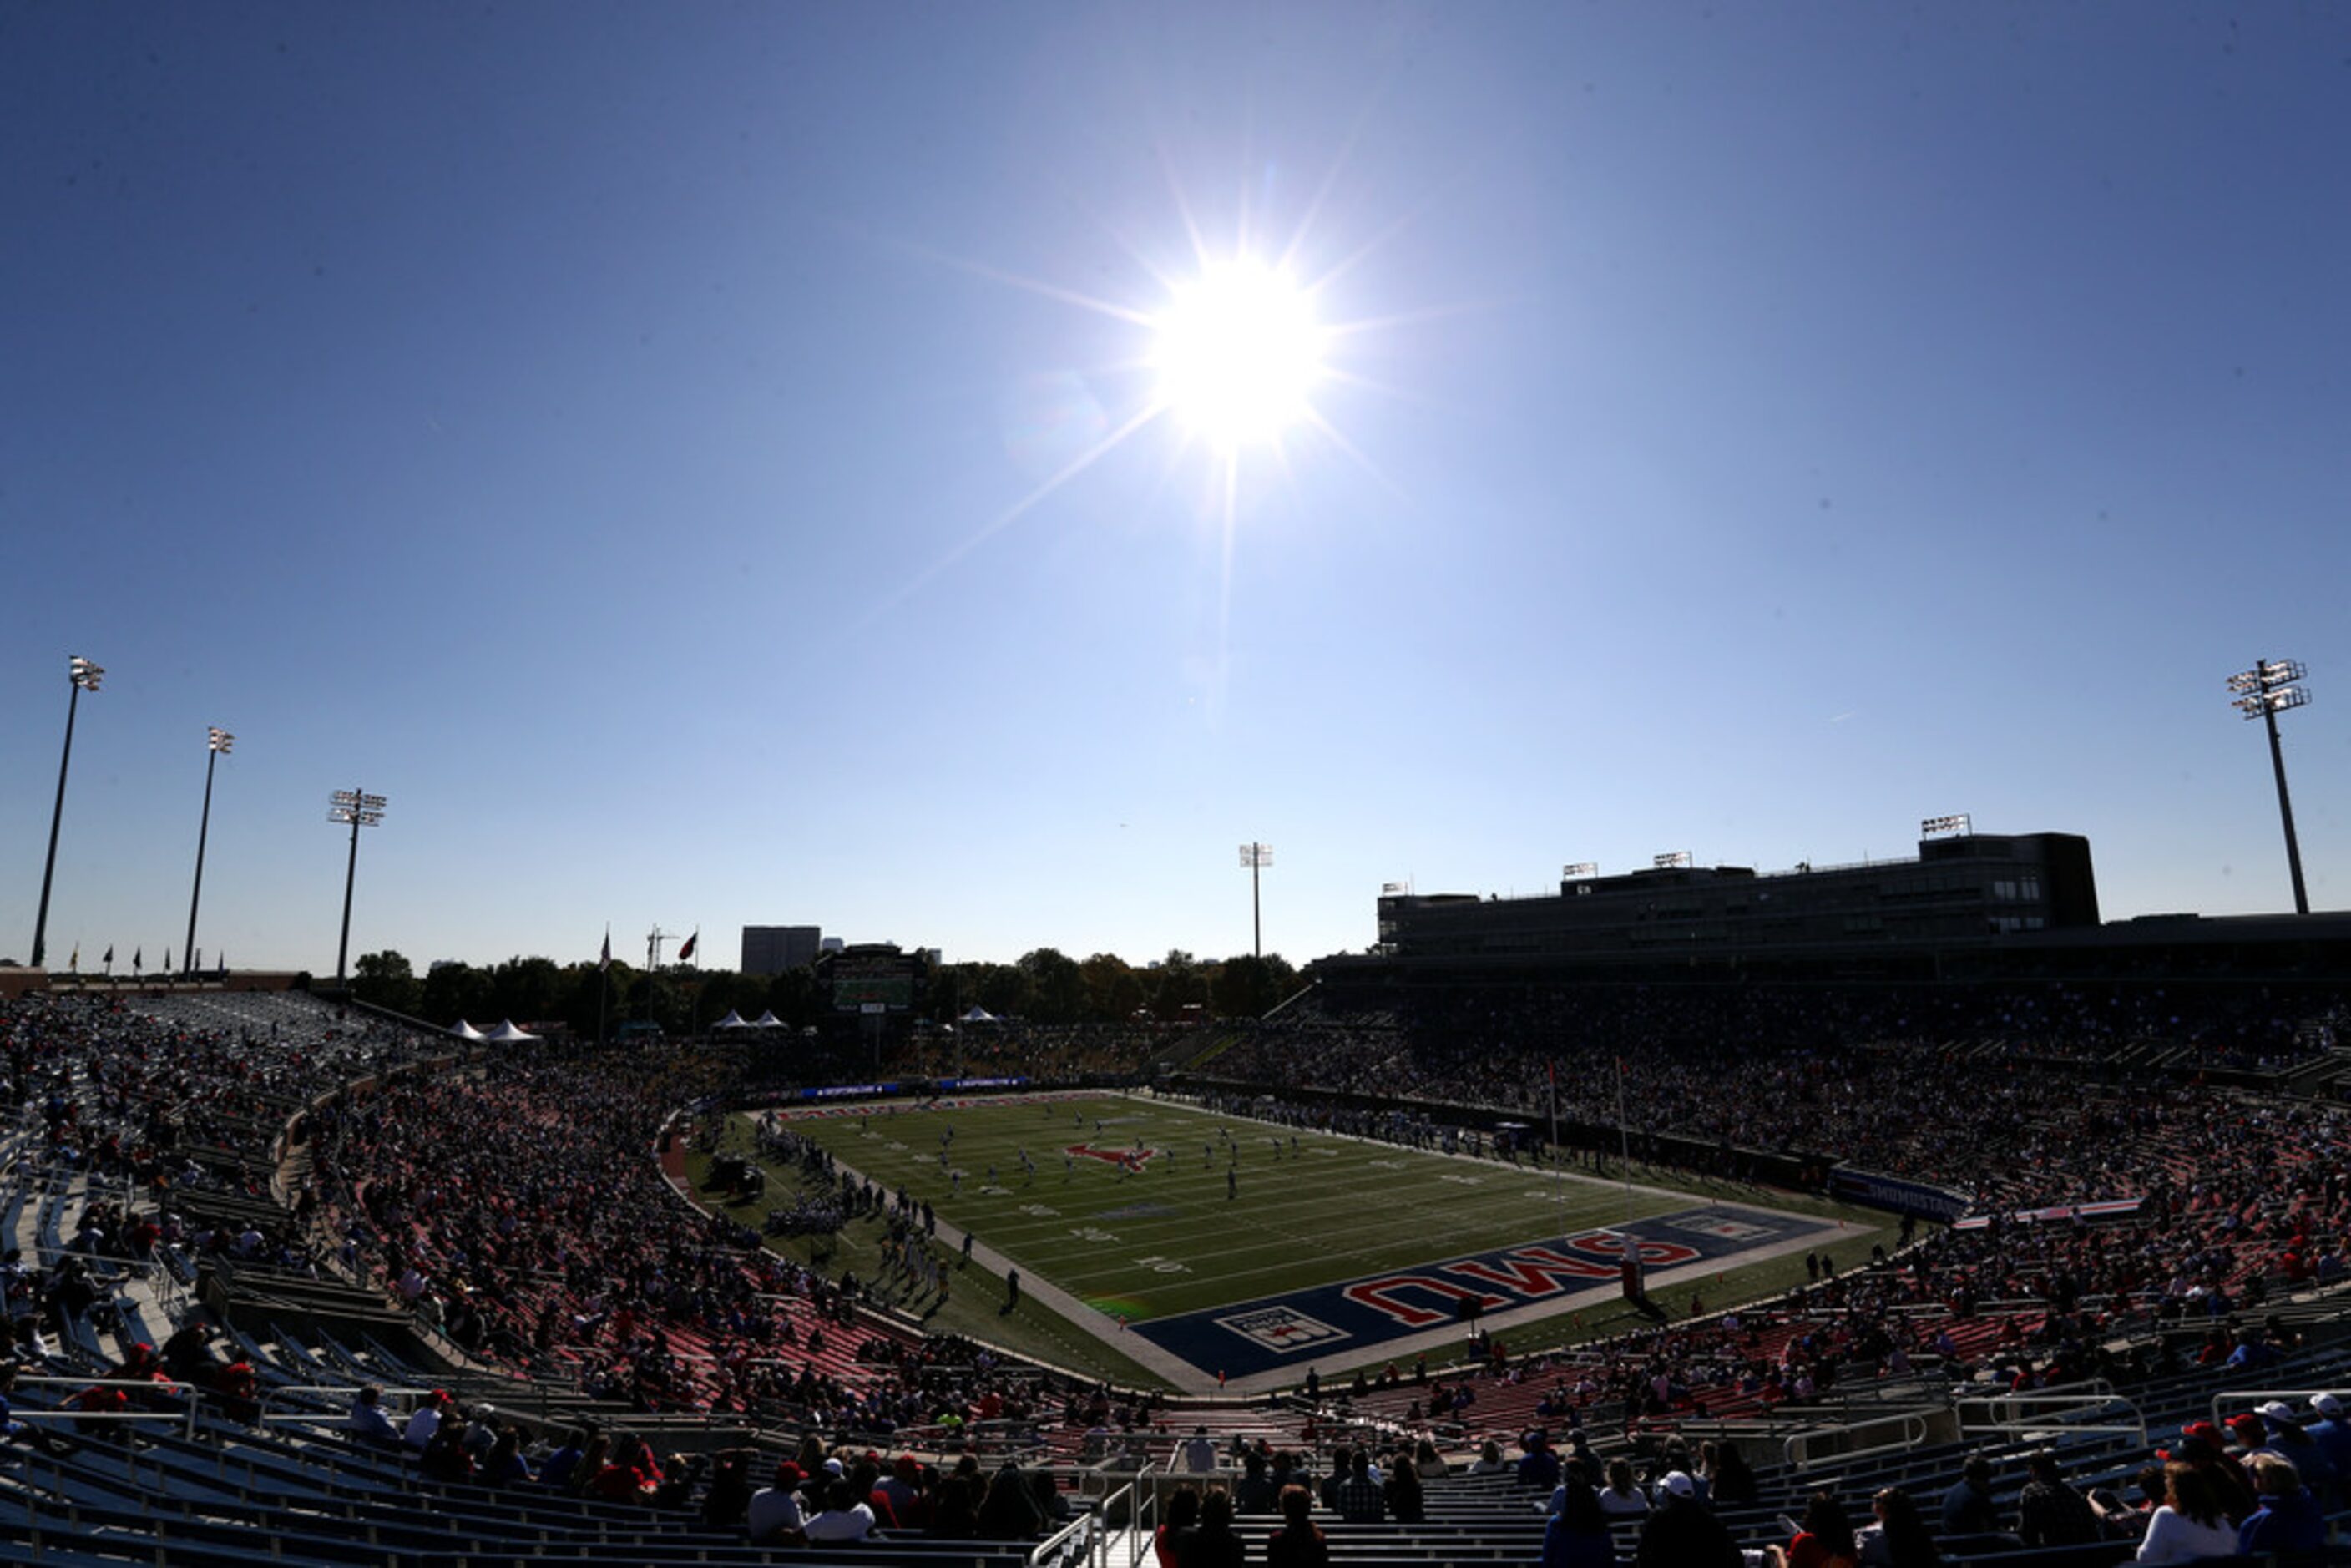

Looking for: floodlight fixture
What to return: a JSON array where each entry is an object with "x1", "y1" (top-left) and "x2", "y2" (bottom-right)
[
  {"x1": 2227, "y1": 658, "x2": 2313, "y2": 915},
  {"x1": 182, "y1": 728, "x2": 237, "y2": 978},
  {"x1": 1562, "y1": 862, "x2": 1599, "y2": 879},
  {"x1": 328, "y1": 786, "x2": 390, "y2": 983},
  {"x1": 1652, "y1": 851, "x2": 1692, "y2": 870},
  {"x1": 31, "y1": 653, "x2": 104, "y2": 969},
  {"x1": 1920, "y1": 813, "x2": 1973, "y2": 837},
  {"x1": 1238, "y1": 842, "x2": 1273, "y2": 959}
]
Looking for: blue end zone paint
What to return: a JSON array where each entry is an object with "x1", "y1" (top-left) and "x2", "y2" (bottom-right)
[{"x1": 1130, "y1": 1205, "x2": 1838, "y2": 1380}]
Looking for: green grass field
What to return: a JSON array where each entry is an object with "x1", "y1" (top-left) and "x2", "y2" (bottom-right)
[{"x1": 705, "y1": 1090, "x2": 1889, "y2": 1389}]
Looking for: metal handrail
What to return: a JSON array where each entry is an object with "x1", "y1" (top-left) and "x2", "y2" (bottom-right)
[
  {"x1": 1782, "y1": 1411, "x2": 1930, "y2": 1471},
  {"x1": 1032, "y1": 1485, "x2": 1101, "y2": 1568},
  {"x1": 255, "y1": 1382, "x2": 442, "y2": 1425},
  {"x1": 13, "y1": 1375, "x2": 203, "y2": 1442},
  {"x1": 1956, "y1": 1388, "x2": 2145, "y2": 1448}
]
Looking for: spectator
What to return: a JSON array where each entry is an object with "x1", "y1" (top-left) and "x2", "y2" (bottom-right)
[
  {"x1": 2133, "y1": 1462, "x2": 2236, "y2": 1564},
  {"x1": 1541, "y1": 1475, "x2": 1617, "y2": 1568},
  {"x1": 701, "y1": 1448, "x2": 754, "y2": 1529},
  {"x1": 1635, "y1": 1471, "x2": 1740, "y2": 1567},
  {"x1": 1235, "y1": 1449, "x2": 1279, "y2": 1515},
  {"x1": 874, "y1": 1453, "x2": 924, "y2": 1525},
  {"x1": 1784, "y1": 1490, "x2": 1858, "y2": 1568},
  {"x1": 2235, "y1": 1454, "x2": 2323, "y2": 1555},
  {"x1": 1265, "y1": 1483, "x2": 1328, "y2": 1568},
  {"x1": 1858, "y1": 1488, "x2": 1940, "y2": 1568},
  {"x1": 926, "y1": 1473, "x2": 979, "y2": 1538},
  {"x1": 1175, "y1": 1486, "x2": 1246, "y2": 1568},
  {"x1": 2308, "y1": 1393, "x2": 2351, "y2": 1485},
  {"x1": 1334, "y1": 1449, "x2": 1384, "y2": 1523},
  {"x1": 1156, "y1": 1484, "x2": 1201, "y2": 1568},
  {"x1": 977, "y1": 1460, "x2": 1043, "y2": 1540},
  {"x1": 1704, "y1": 1440, "x2": 1758, "y2": 1507},
  {"x1": 402, "y1": 1388, "x2": 448, "y2": 1451},
  {"x1": 481, "y1": 1427, "x2": 533, "y2": 1488},
  {"x1": 1598, "y1": 1458, "x2": 1650, "y2": 1520},
  {"x1": 748, "y1": 1460, "x2": 808, "y2": 1543},
  {"x1": 1181, "y1": 1424, "x2": 1219, "y2": 1474},
  {"x1": 805, "y1": 1478, "x2": 881, "y2": 1542},
  {"x1": 1383, "y1": 1452, "x2": 1424, "y2": 1524},
  {"x1": 418, "y1": 1415, "x2": 474, "y2": 1483},
  {"x1": 1938, "y1": 1454, "x2": 2000, "y2": 1536},
  {"x1": 344, "y1": 1383, "x2": 402, "y2": 1448},
  {"x1": 538, "y1": 1429, "x2": 589, "y2": 1491},
  {"x1": 1518, "y1": 1429, "x2": 1562, "y2": 1492},
  {"x1": 2252, "y1": 1399, "x2": 2337, "y2": 1500},
  {"x1": 1467, "y1": 1438, "x2": 1509, "y2": 1477},
  {"x1": 2013, "y1": 1450, "x2": 2105, "y2": 1549}
]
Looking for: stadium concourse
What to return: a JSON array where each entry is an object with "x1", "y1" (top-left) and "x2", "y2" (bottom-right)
[{"x1": 0, "y1": 981, "x2": 2348, "y2": 1562}]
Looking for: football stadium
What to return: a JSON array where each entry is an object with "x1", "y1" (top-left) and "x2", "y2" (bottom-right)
[
  {"x1": 10, "y1": 4, "x2": 2351, "y2": 1565},
  {"x1": 4, "y1": 823, "x2": 2351, "y2": 1564}
]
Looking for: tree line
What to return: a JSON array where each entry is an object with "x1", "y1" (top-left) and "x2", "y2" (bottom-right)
[{"x1": 347, "y1": 946, "x2": 1298, "y2": 1039}]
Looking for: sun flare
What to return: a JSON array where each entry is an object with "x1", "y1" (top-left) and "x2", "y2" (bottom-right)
[{"x1": 1150, "y1": 258, "x2": 1327, "y2": 449}]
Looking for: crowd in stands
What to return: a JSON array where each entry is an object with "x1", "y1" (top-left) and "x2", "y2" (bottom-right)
[{"x1": 9, "y1": 974, "x2": 2351, "y2": 1563}]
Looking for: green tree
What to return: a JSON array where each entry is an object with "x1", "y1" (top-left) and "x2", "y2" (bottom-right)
[
  {"x1": 421, "y1": 959, "x2": 494, "y2": 1026},
  {"x1": 1018, "y1": 947, "x2": 1086, "y2": 1024},
  {"x1": 492, "y1": 955, "x2": 565, "y2": 1026},
  {"x1": 1080, "y1": 952, "x2": 1145, "y2": 1021},
  {"x1": 971, "y1": 962, "x2": 1034, "y2": 1019},
  {"x1": 351, "y1": 950, "x2": 423, "y2": 1017},
  {"x1": 1211, "y1": 953, "x2": 1297, "y2": 1019},
  {"x1": 1149, "y1": 949, "x2": 1208, "y2": 1019},
  {"x1": 765, "y1": 966, "x2": 821, "y2": 1031}
]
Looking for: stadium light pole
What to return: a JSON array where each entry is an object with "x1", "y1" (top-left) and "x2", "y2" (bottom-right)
[
  {"x1": 328, "y1": 787, "x2": 387, "y2": 984},
  {"x1": 180, "y1": 728, "x2": 235, "y2": 979},
  {"x1": 30, "y1": 655, "x2": 104, "y2": 970},
  {"x1": 1238, "y1": 842, "x2": 1273, "y2": 959},
  {"x1": 2228, "y1": 659, "x2": 2312, "y2": 916}
]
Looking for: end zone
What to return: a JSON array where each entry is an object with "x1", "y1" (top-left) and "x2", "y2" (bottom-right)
[{"x1": 1130, "y1": 1203, "x2": 1838, "y2": 1383}]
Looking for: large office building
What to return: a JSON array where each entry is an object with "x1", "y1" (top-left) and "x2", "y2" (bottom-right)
[
  {"x1": 1349, "y1": 829, "x2": 2101, "y2": 984},
  {"x1": 741, "y1": 925, "x2": 822, "y2": 977}
]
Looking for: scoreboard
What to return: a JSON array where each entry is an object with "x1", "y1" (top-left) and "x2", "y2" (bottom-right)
[{"x1": 823, "y1": 945, "x2": 928, "y2": 1014}]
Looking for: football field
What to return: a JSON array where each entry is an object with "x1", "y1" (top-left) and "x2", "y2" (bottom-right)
[{"x1": 745, "y1": 1090, "x2": 1873, "y2": 1391}]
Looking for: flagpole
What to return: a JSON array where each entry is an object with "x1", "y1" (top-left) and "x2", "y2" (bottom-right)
[{"x1": 597, "y1": 925, "x2": 610, "y2": 1046}]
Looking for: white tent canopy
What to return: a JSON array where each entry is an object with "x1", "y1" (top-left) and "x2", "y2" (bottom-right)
[
  {"x1": 753, "y1": 1010, "x2": 785, "y2": 1029},
  {"x1": 962, "y1": 1005, "x2": 1000, "y2": 1024},
  {"x1": 483, "y1": 1019, "x2": 539, "y2": 1043},
  {"x1": 712, "y1": 1009, "x2": 751, "y2": 1030},
  {"x1": 448, "y1": 1019, "x2": 488, "y2": 1041}
]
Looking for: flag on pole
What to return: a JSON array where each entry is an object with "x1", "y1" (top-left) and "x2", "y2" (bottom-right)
[
  {"x1": 599, "y1": 928, "x2": 611, "y2": 971},
  {"x1": 164, "y1": 948, "x2": 173, "y2": 974},
  {"x1": 103, "y1": 946, "x2": 114, "y2": 974},
  {"x1": 69, "y1": 945, "x2": 78, "y2": 972},
  {"x1": 133, "y1": 947, "x2": 143, "y2": 974},
  {"x1": 678, "y1": 930, "x2": 697, "y2": 964}
]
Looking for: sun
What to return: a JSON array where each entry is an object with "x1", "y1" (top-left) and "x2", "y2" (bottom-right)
[{"x1": 1149, "y1": 257, "x2": 1328, "y2": 450}]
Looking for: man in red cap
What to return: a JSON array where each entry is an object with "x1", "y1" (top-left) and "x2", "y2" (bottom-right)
[
  {"x1": 2161, "y1": 1422, "x2": 2254, "y2": 1522},
  {"x1": 878, "y1": 1454, "x2": 928, "y2": 1527},
  {"x1": 750, "y1": 1459, "x2": 808, "y2": 1543}
]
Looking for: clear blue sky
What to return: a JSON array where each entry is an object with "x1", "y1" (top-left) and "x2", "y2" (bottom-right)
[{"x1": 5, "y1": 3, "x2": 2347, "y2": 976}]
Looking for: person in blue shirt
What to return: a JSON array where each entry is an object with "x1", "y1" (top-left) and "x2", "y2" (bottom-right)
[
  {"x1": 1518, "y1": 1429, "x2": 1562, "y2": 1491},
  {"x1": 2306, "y1": 1393, "x2": 2351, "y2": 1484},
  {"x1": 2237, "y1": 1454, "x2": 2324, "y2": 1555}
]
